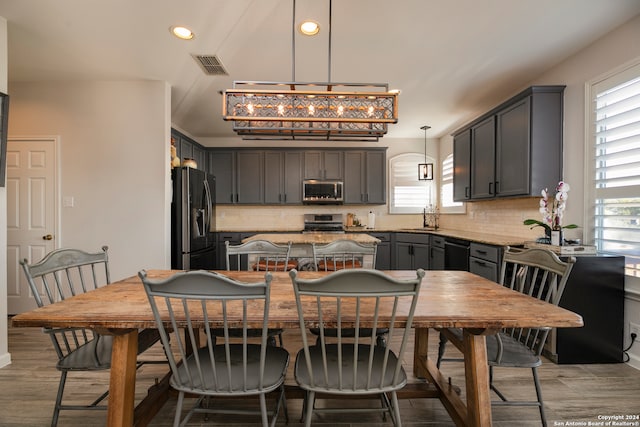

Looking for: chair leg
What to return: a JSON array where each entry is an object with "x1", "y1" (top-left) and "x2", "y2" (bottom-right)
[
  {"x1": 390, "y1": 390, "x2": 402, "y2": 427},
  {"x1": 304, "y1": 390, "x2": 315, "y2": 427},
  {"x1": 259, "y1": 393, "x2": 269, "y2": 427},
  {"x1": 173, "y1": 391, "x2": 185, "y2": 427},
  {"x1": 532, "y1": 367, "x2": 548, "y2": 427},
  {"x1": 51, "y1": 371, "x2": 67, "y2": 427}
]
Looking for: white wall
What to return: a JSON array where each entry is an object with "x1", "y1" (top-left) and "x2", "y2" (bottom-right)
[{"x1": 6, "y1": 80, "x2": 172, "y2": 280}]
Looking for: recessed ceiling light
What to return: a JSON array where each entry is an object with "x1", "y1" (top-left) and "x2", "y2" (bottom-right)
[
  {"x1": 299, "y1": 20, "x2": 320, "y2": 36},
  {"x1": 171, "y1": 26, "x2": 194, "y2": 40}
]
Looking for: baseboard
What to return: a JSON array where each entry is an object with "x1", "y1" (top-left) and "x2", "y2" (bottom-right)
[
  {"x1": 0, "y1": 351, "x2": 12, "y2": 368},
  {"x1": 626, "y1": 350, "x2": 640, "y2": 371}
]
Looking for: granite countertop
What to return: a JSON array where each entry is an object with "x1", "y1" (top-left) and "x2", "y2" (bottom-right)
[
  {"x1": 221, "y1": 228, "x2": 528, "y2": 247},
  {"x1": 243, "y1": 232, "x2": 381, "y2": 245}
]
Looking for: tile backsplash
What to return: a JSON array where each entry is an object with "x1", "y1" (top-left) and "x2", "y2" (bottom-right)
[{"x1": 215, "y1": 197, "x2": 574, "y2": 242}]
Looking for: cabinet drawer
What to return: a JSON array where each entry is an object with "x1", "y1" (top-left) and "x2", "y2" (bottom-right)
[
  {"x1": 430, "y1": 235, "x2": 445, "y2": 248},
  {"x1": 469, "y1": 242, "x2": 500, "y2": 263},
  {"x1": 396, "y1": 233, "x2": 430, "y2": 245},
  {"x1": 469, "y1": 257, "x2": 498, "y2": 282}
]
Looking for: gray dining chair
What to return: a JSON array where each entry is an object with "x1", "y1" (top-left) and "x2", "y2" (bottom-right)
[
  {"x1": 311, "y1": 240, "x2": 387, "y2": 346},
  {"x1": 312, "y1": 239, "x2": 377, "y2": 271},
  {"x1": 140, "y1": 269, "x2": 289, "y2": 427},
  {"x1": 226, "y1": 239, "x2": 297, "y2": 272},
  {"x1": 289, "y1": 268, "x2": 424, "y2": 427},
  {"x1": 217, "y1": 239, "x2": 294, "y2": 347},
  {"x1": 19, "y1": 246, "x2": 161, "y2": 427},
  {"x1": 436, "y1": 246, "x2": 576, "y2": 427}
]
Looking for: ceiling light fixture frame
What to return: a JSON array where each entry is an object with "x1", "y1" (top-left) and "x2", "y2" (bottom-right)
[
  {"x1": 418, "y1": 125, "x2": 433, "y2": 181},
  {"x1": 222, "y1": 0, "x2": 398, "y2": 141}
]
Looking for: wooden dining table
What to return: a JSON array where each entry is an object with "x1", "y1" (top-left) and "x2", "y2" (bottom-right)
[{"x1": 11, "y1": 269, "x2": 583, "y2": 427}]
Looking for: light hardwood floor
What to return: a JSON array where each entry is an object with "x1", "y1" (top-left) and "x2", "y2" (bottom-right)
[{"x1": 2, "y1": 324, "x2": 639, "y2": 426}]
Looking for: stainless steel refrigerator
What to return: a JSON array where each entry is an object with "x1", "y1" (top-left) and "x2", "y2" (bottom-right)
[{"x1": 171, "y1": 167, "x2": 216, "y2": 270}]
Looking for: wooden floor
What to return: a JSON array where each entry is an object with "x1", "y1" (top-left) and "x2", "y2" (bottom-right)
[{"x1": 2, "y1": 324, "x2": 639, "y2": 426}]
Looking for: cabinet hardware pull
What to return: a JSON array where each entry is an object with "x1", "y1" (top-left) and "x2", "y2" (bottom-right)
[{"x1": 488, "y1": 182, "x2": 493, "y2": 194}]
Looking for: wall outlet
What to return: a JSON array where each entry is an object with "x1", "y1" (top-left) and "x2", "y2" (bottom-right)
[{"x1": 630, "y1": 322, "x2": 640, "y2": 341}]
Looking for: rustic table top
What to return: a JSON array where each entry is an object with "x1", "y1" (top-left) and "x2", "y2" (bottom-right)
[{"x1": 11, "y1": 270, "x2": 583, "y2": 332}]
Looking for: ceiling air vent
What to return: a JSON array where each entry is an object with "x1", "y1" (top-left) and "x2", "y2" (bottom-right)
[{"x1": 192, "y1": 54, "x2": 228, "y2": 76}]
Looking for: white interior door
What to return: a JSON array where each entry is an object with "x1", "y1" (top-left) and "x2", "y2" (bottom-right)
[{"x1": 6, "y1": 137, "x2": 58, "y2": 315}]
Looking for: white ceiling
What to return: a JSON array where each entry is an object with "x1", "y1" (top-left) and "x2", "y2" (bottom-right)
[{"x1": 1, "y1": 0, "x2": 640, "y2": 141}]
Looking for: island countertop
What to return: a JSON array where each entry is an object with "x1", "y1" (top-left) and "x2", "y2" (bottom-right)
[{"x1": 242, "y1": 232, "x2": 380, "y2": 245}]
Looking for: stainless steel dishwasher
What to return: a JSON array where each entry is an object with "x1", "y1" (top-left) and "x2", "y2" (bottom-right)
[{"x1": 444, "y1": 237, "x2": 470, "y2": 271}]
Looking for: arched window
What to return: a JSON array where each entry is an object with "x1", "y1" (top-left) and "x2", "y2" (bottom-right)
[{"x1": 389, "y1": 153, "x2": 435, "y2": 214}]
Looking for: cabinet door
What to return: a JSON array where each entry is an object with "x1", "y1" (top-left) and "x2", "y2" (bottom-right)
[
  {"x1": 453, "y1": 130, "x2": 471, "y2": 201},
  {"x1": 413, "y1": 243, "x2": 430, "y2": 270},
  {"x1": 264, "y1": 152, "x2": 283, "y2": 204},
  {"x1": 209, "y1": 151, "x2": 235, "y2": 204},
  {"x1": 304, "y1": 151, "x2": 323, "y2": 179},
  {"x1": 496, "y1": 97, "x2": 531, "y2": 197},
  {"x1": 470, "y1": 116, "x2": 496, "y2": 199},
  {"x1": 236, "y1": 151, "x2": 264, "y2": 204},
  {"x1": 344, "y1": 151, "x2": 365, "y2": 203},
  {"x1": 370, "y1": 233, "x2": 391, "y2": 270},
  {"x1": 430, "y1": 246, "x2": 445, "y2": 270},
  {"x1": 283, "y1": 151, "x2": 303, "y2": 204},
  {"x1": 395, "y1": 242, "x2": 414, "y2": 270},
  {"x1": 365, "y1": 151, "x2": 386, "y2": 204},
  {"x1": 323, "y1": 151, "x2": 344, "y2": 180}
]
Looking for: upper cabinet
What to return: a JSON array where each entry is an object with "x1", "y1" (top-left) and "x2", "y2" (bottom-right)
[
  {"x1": 264, "y1": 151, "x2": 303, "y2": 204},
  {"x1": 453, "y1": 130, "x2": 471, "y2": 201},
  {"x1": 172, "y1": 129, "x2": 207, "y2": 173},
  {"x1": 344, "y1": 150, "x2": 386, "y2": 204},
  {"x1": 304, "y1": 150, "x2": 343, "y2": 180},
  {"x1": 452, "y1": 85, "x2": 565, "y2": 202},
  {"x1": 208, "y1": 150, "x2": 264, "y2": 204}
]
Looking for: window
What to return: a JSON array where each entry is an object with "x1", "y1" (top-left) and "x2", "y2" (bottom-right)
[
  {"x1": 587, "y1": 59, "x2": 640, "y2": 277},
  {"x1": 440, "y1": 153, "x2": 465, "y2": 214},
  {"x1": 389, "y1": 153, "x2": 435, "y2": 214}
]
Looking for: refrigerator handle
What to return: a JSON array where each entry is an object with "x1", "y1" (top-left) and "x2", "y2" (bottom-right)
[{"x1": 204, "y1": 179, "x2": 213, "y2": 232}]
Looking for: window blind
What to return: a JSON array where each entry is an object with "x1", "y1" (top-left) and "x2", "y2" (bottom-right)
[
  {"x1": 592, "y1": 65, "x2": 640, "y2": 277},
  {"x1": 389, "y1": 153, "x2": 433, "y2": 214}
]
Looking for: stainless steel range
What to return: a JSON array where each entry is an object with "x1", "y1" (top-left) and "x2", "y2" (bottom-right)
[{"x1": 303, "y1": 214, "x2": 344, "y2": 233}]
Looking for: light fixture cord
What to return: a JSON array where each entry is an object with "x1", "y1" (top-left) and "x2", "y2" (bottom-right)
[
  {"x1": 328, "y1": 0, "x2": 332, "y2": 83},
  {"x1": 292, "y1": 0, "x2": 296, "y2": 81}
]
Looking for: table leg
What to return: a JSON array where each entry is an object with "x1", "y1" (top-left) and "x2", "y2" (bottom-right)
[
  {"x1": 107, "y1": 330, "x2": 139, "y2": 427},
  {"x1": 462, "y1": 330, "x2": 492, "y2": 427},
  {"x1": 413, "y1": 327, "x2": 430, "y2": 378}
]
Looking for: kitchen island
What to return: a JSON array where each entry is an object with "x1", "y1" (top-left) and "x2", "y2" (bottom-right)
[{"x1": 242, "y1": 233, "x2": 380, "y2": 269}]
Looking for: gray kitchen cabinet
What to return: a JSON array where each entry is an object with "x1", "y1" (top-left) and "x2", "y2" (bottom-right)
[
  {"x1": 453, "y1": 85, "x2": 565, "y2": 201},
  {"x1": 208, "y1": 150, "x2": 263, "y2": 204},
  {"x1": 394, "y1": 233, "x2": 430, "y2": 270},
  {"x1": 470, "y1": 116, "x2": 496, "y2": 199},
  {"x1": 495, "y1": 88, "x2": 564, "y2": 198},
  {"x1": 264, "y1": 151, "x2": 303, "y2": 204},
  {"x1": 468, "y1": 242, "x2": 501, "y2": 282},
  {"x1": 208, "y1": 151, "x2": 235, "y2": 204},
  {"x1": 172, "y1": 128, "x2": 207, "y2": 173},
  {"x1": 304, "y1": 150, "x2": 343, "y2": 180},
  {"x1": 236, "y1": 151, "x2": 264, "y2": 204},
  {"x1": 344, "y1": 150, "x2": 386, "y2": 204},
  {"x1": 368, "y1": 232, "x2": 391, "y2": 270},
  {"x1": 453, "y1": 130, "x2": 471, "y2": 201},
  {"x1": 429, "y1": 235, "x2": 445, "y2": 270}
]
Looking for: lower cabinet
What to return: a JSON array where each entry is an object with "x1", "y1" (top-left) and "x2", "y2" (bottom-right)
[
  {"x1": 394, "y1": 233, "x2": 430, "y2": 270},
  {"x1": 469, "y1": 242, "x2": 501, "y2": 282},
  {"x1": 545, "y1": 255, "x2": 625, "y2": 364},
  {"x1": 217, "y1": 232, "x2": 256, "y2": 270},
  {"x1": 367, "y1": 232, "x2": 391, "y2": 270},
  {"x1": 429, "y1": 235, "x2": 445, "y2": 270}
]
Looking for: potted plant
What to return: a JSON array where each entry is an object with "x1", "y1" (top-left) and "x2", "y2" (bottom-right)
[{"x1": 524, "y1": 181, "x2": 578, "y2": 245}]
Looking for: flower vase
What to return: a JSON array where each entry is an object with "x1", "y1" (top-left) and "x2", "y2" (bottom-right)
[{"x1": 550, "y1": 229, "x2": 563, "y2": 246}]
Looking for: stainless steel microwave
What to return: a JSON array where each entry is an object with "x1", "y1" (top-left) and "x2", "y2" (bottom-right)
[{"x1": 302, "y1": 180, "x2": 344, "y2": 204}]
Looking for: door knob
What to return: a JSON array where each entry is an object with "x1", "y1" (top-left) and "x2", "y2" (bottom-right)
[{"x1": 43, "y1": 234, "x2": 53, "y2": 240}]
